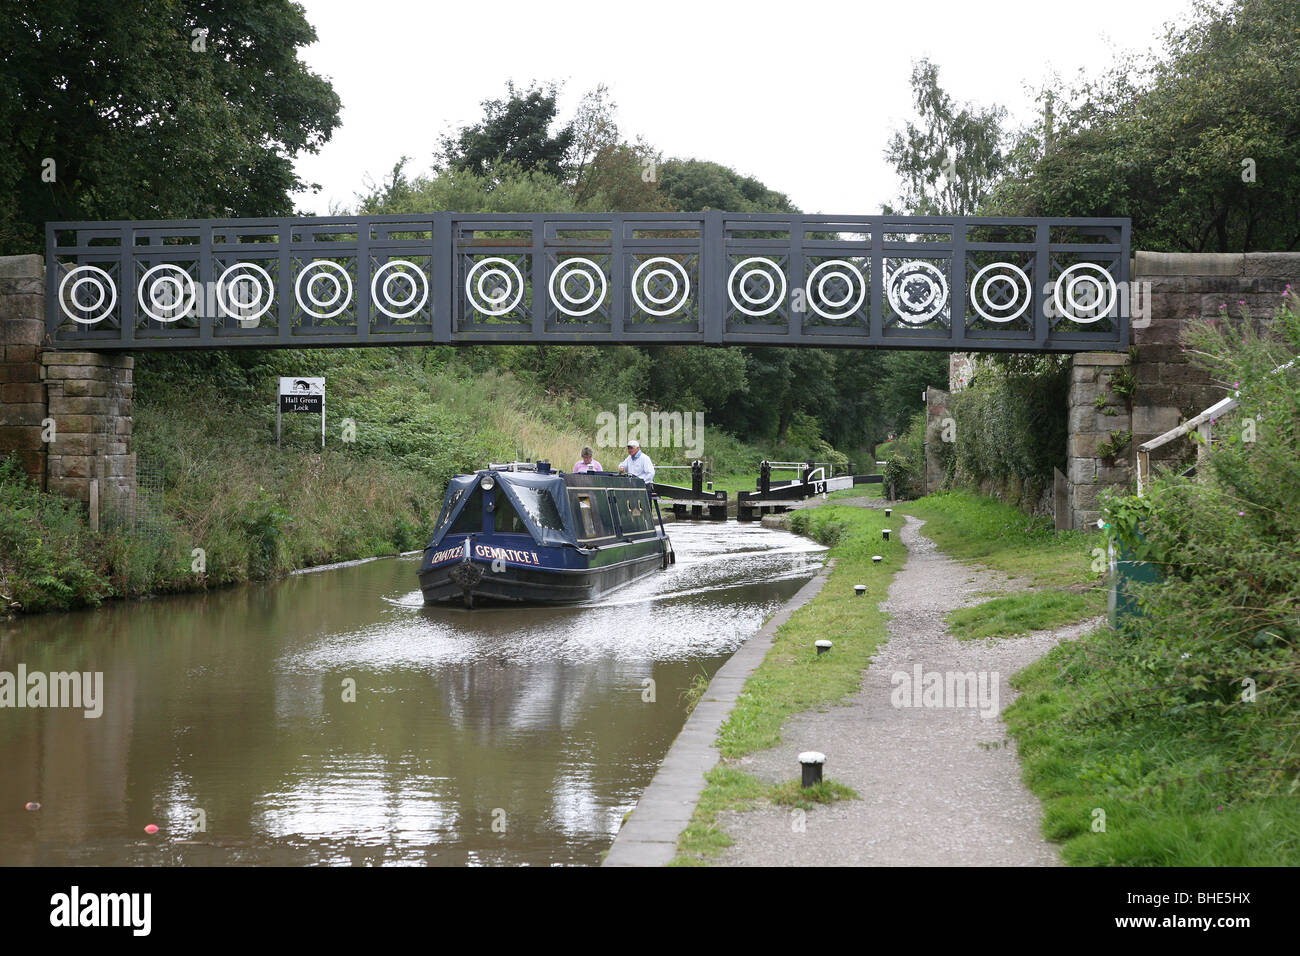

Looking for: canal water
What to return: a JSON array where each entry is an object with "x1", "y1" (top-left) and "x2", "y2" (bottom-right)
[{"x1": 0, "y1": 522, "x2": 824, "y2": 866}]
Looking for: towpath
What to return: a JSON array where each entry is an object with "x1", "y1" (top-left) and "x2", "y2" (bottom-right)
[{"x1": 714, "y1": 506, "x2": 1097, "y2": 866}]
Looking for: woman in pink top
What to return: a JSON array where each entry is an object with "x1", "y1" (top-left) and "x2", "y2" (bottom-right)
[{"x1": 573, "y1": 446, "x2": 603, "y2": 472}]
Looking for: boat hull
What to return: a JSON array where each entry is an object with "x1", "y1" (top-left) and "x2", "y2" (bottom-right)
[{"x1": 418, "y1": 537, "x2": 670, "y2": 607}]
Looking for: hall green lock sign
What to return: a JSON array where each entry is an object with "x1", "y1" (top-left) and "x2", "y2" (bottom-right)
[{"x1": 277, "y1": 377, "x2": 325, "y2": 448}]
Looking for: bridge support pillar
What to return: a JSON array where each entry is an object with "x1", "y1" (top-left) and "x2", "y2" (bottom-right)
[
  {"x1": 1067, "y1": 352, "x2": 1133, "y2": 531},
  {"x1": 0, "y1": 255, "x2": 48, "y2": 489},
  {"x1": 923, "y1": 386, "x2": 950, "y2": 494},
  {"x1": 0, "y1": 253, "x2": 135, "y2": 515}
]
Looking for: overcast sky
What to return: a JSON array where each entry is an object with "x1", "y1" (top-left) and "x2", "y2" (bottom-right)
[{"x1": 290, "y1": 0, "x2": 1199, "y2": 216}]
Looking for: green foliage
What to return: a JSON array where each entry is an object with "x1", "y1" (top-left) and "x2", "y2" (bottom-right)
[
  {"x1": 1015, "y1": 306, "x2": 1300, "y2": 863},
  {"x1": 902, "y1": 491, "x2": 1104, "y2": 592},
  {"x1": 0, "y1": 0, "x2": 341, "y2": 254},
  {"x1": 989, "y1": 0, "x2": 1300, "y2": 252},
  {"x1": 948, "y1": 359, "x2": 1069, "y2": 483},
  {"x1": 877, "y1": 351, "x2": 950, "y2": 433},
  {"x1": 657, "y1": 159, "x2": 797, "y2": 213},
  {"x1": 1096, "y1": 430, "x2": 1132, "y2": 462},
  {"x1": 1099, "y1": 492, "x2": 1160, "y2": 562},
  {"x1": 0, "y1": 456, "x2": 110, "y2": 612},
  {"x1": 787, "y1": 509, "x2": 849, "y2": 548},
  {"x1": 1005, "y1": 636, "x2": 1300, "y2": 865},
  {"x1": 767, "y1": 777, "x2": 859, "y2": 810},
  {"x1": 882, "y1": 409, "x2": 927, "y2": 499},
  {"x1": 436, "y1": 81, "x2": 574, "y2": 182},
  {"x1": 1109, "y1": 366, "x2": 1137, "y2": 400},
  {"x1": 947, "y1": 590, "x2": 1099, "y2": 641},
  {"x1": 884, "y1": 58, "x2": 1008, "y2": 216}
]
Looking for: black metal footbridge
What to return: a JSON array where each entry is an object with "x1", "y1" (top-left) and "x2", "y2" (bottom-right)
[{"x1": 44, "y1": 214, "x2": 1131, "y2": 352}]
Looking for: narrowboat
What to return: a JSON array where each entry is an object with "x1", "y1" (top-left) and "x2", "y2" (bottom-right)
[{"x1": 418, "y1": 463, "x2": 674, "y2": 607}]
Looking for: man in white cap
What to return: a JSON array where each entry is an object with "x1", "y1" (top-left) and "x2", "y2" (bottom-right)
[{"x1": 618, "y1": 440, "x2": 655, "y2": 485}]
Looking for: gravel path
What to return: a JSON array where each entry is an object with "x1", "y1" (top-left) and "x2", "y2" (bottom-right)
[{"x1": 714, "y1": 511, "x2": 1100, "y2": 866}]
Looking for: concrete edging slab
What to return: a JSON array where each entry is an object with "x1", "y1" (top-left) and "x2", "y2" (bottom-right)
[{"x1": 601, "y1": 558, "x2": 834, "y2": 866}]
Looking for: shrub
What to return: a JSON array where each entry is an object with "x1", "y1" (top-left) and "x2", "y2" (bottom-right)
[
  {"x1": 0, "y1": 456, "x2": 111, "y2": 612},
  {"x1": 1095, "y1": 306, "x2": 1300, "y2": 794},
  {"x1": 882, "y1": 409, "x2": 926, "y2": 498},
  {"x1": 948, "y1": 359, "x2": 1069, "y2": 483}
]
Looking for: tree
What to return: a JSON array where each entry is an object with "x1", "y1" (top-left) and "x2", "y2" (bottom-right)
[
  {"x1": 567, "y1": 85, "x2": 667, "y2": 211},
  {"x1": 0, "y1": 0, "x2": 341, "y2": 255},
  {"x1": 658, "y1": 159, "x2": 797, "y2": 213},
  {"x1": 877, "y1": 351, "x2": 949, "y2": 435},
  {"x1": 436, "y1": 81, "x2": 575, "y2": 183},
  {"x1": 989, "y1": 0, "x2": 1300, "y2": 252},
  {"x1": 884, "y1": 59, "x2": 1007, "y2": 217}
]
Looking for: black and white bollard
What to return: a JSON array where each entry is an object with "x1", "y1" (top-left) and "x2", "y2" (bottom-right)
[
  {"x1": 854, "y1": 584, "x2": 866, "y2": 597},
  {"x1": 872, "y1": 555, "x2": 882, "y2": 564},
  {"x1": 799, "y1": 752, "x2": 826, "y2": 788},
  {"x1": 815, "y1": 639, "x2": 833, "y2": 655},
  {"x1": 885, "y1": 508, "x2": 892, "y2": 518},
  {"x1": 882, "y1": 528, "x2": 891, "y2": 541}
]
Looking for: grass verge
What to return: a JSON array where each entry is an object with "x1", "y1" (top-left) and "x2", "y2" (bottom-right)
[
  {"x1": 947, "y1": 590, "x2": 1098, "y2": 641},
  {"x1": 671, "y1": 504, "x2": 898, "y2": 865},
  {"x1": 670, "y1": 768, "x2": 859, "y2": 866},
  {"x1": 900, "y1": 490, "x2": 1105, "y2": 639},
  {"x1": 1005, "y1": 634, "x2": 1300, "y2": 864}
]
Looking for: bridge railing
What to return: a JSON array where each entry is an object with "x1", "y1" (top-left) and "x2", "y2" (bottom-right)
[{"x1": 44, "y1": 213, "x2": 1130, "y2": 351}]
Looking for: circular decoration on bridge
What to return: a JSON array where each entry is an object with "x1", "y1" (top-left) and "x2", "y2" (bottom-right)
[
  {"x1": 806, "y1": 260, "x2": 866, "y2": 321},
  {"x1": 295, "y1": 260, "x2": 353, "y2": 320},
  {"x1": 371, "y1": 259, "x2": 428, "y2": 319},
  {"x1": 727, "y1": 257, "x2": 786, "y2": 317},
  {"x1": 631, "y1": 257, "x2": 691, "y2": 317},
  {"x1": 466, "y1": 257, "x2": 525, "y2": 316},
  {"x1": 136, "y1": 263, "x2": 198, "y2": 324},
  {"x1": 1053, "y1": 262, "x2": 1116, "y2": 325},
  {"x1": 548, "y1": 257, "x2": 607, "y2": 317},
  {"x1": 969, "y1": 261, "x2": 1031, "y2": 323},
  {"x1": 58, "y1": 264, "x2": 117, "y2": 325},
  {"x1": 887, "y1": 260, "x2": 949, "y2": 325},
  {"x1": 216, "y1": 262, "x2": 274, "y2": 323}
]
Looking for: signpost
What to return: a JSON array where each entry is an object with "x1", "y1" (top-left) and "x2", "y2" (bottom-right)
[{"x1": 278, "y1": 377, "x2": 325, "y2": 449}]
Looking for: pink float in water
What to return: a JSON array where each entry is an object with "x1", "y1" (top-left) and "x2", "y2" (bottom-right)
[
  {"x1": 25, "y1": 802, "x2": 41, "y2": 811},
  {"x1": 143, "y1": 824, "x2": 159, "y2": 834}
]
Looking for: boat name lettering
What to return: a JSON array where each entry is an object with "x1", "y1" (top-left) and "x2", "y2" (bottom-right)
[
  {"x1": 428, "y1": 545, "x2": 465, "y2": 565},
  {"x1": 475, "y1": 544, "x2": 541, "y2": 565}
]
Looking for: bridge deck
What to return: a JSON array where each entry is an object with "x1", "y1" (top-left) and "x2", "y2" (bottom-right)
[{"x1": 44, "y1": 213, "x2": 1130, "y2": 352}]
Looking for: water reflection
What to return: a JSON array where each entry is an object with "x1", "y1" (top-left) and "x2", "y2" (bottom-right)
[{"x1": 0, "y1": 523, "x2": 823, "y2": 866}]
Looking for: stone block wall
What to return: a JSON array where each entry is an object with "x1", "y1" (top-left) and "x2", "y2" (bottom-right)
[
  {"x1": 1065, "y1": 251, "x2": 1300, "y2": 529},
  {"x1": 0, "y1": 254, "x2": 136, "y2": 513},
  {"x1": 923, "y1": 386, "x2": 950, "y2": 494},
  {"x1": 1067, "y1": 352, "x2": 1133, "y2": 529},
  {"x1": 0, "y1": 255, "x2": 48, "y2": 488},
  {"x1": 42, "y1": 351, "x2": 135, "y2": 507}
]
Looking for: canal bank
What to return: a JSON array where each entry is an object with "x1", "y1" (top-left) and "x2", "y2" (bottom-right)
[
  {"x1": 710, "y1": 513, "x2": 1087, "y2": 866},
  {"x1": 602, "y1": 560, "x2": 834, "y2": 866},
  {"x1": 652, "y1": 491, "x2": 1107, "y2": 867},
  {"x1": 603, "y1": 501, "x2": 903, "y2": 865}
]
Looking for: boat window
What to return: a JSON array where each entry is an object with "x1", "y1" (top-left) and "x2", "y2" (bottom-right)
[
  {"x1": 576, "y1": 495, "x2": 596, "y2": 537},
  {"x1": 624, "y1": 493, "x2": 649, "y2": 531},
  {"x1": 449, "y1": 489, "x2": 482, "y2": 534},
  {"x1": 510, "y1": 484, "x2": 566, "y2": 530},
  {"x1": 494, "y1": 495, "x2": 528, "y2": 534}
]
